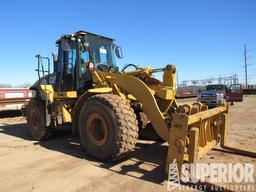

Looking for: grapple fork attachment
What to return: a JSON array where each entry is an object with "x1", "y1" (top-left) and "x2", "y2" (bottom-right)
[
  {"x1": 166, "y1": 103, "x2": 256, "y2": 175},
  {"x1": 166, "y1": 104, "x2": 228, "y2": 174}
]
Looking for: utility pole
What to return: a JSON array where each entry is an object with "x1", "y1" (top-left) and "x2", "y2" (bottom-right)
[{"x1": 244, "y1": 44, "x2": 248, "y2": 89}]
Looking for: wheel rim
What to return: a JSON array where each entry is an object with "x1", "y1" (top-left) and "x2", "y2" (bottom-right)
[
  {"x1": 30, "y1": 109, "x2": 39, "y2": 130},
  {"x1": 86, "y1": 113, "x2": 109, "y2": 146}
]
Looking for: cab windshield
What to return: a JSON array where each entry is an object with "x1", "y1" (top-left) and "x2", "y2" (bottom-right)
[{"x1": 81, "y1": 35, "x2": 116, "y2": 67}]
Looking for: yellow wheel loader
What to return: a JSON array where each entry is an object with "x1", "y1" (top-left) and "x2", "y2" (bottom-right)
[{"x1": 23, "y1": 31, "x2": 255, "y2": 175}]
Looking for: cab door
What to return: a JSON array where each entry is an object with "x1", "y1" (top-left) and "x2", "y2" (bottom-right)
[
  {"x1": 56, "y1": 39, "x2": 78, "y2": 92},
  {"x1": 226, "y1": 84, "x2": 243, "y2": 102}
]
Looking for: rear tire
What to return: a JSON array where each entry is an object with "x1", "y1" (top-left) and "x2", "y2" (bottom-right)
[
  {"x1": 26, "y1": 99, "x2": 52, "y2": 140},
  {"x1": 78, "y1": 94, "x2": 139, "y2": 161}
]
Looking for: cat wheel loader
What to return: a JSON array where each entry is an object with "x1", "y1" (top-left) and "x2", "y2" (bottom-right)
[{"x1": 23, "y1": 31, "x2": 255, "y2": 176}]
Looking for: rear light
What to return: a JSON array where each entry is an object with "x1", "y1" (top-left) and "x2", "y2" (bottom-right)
[{"x1": 88, "y1": 62, "x2": 94, "y2": 71}]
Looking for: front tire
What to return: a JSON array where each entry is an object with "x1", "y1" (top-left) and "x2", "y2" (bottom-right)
[{"x1": 78, "y1": 94, "x2": 139, "y2": 161}]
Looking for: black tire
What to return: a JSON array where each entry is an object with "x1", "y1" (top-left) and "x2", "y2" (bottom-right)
[
  {"x1": 78, "y1": 94, "x2": 139, "y2": 161},
  {"x1": 26, "y1": 99, "x2": 51, "y2": 140}
]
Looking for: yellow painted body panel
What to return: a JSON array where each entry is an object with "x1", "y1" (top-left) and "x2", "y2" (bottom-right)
[
  {"x1": 54, "y1": 91, "x2": 77, "y2": 98},
  {"x1": 62, "y1": 106, "x2": 71, "y2": 123},
  {"x1": 155, "y1": 87, "x2": 174, "y2": 100},
  {"x1": 88, "y1": 87, "x2": 113, "y2": 93},
  {"x1": 40, "y1": 85, "x2": 54, "y2": 102}
]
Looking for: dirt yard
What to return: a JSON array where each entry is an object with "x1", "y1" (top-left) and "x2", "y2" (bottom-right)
[{"x1": 0, "y1": 96, "x2": 255, "y2": 192}]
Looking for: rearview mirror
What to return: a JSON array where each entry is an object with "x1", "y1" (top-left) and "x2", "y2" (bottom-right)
[{"x1": 115, "y1": 46, "x2": 123, "y2": 59}]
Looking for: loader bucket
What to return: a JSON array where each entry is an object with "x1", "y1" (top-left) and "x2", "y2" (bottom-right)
[{"x1": 166, "y1": 103, "x2": 229, "y2": 174}]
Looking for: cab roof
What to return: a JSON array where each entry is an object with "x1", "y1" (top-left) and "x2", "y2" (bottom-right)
[
  {"x1": 56, "y1": 30, "x2": 114, "y2": 44},
  {"x1": 75, "y1": 30, "x2": 114, "y2": 41}
]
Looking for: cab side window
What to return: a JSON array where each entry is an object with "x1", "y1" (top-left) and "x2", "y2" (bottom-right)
[
  {"x1": 80, "y1": 50, "x2": 89, "y2": 77},
  {"x1": 65, "y1": 49, "x2": 76, "y2": 74},
  {"x1": 99, "y1": 46, "x2": 108, "y2": 64}
]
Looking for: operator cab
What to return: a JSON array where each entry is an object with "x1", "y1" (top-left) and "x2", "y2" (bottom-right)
[{"x1": 53, "y1": 31, "x2": 122, "y2": 93}]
